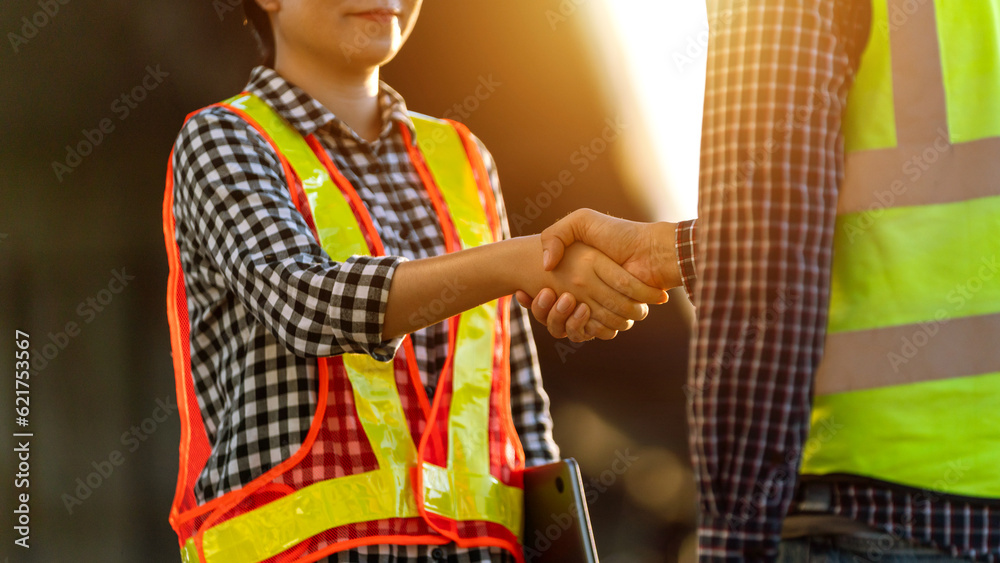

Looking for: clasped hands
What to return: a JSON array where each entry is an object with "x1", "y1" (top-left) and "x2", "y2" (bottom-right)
[{"x1": 517, "y1": 209, "x2": 683, "y2": 342}]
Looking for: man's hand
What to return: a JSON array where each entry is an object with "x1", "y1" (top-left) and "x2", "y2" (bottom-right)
[
  {"x1": 518, "y1": 210, "x2": 683, "y2": 341},
  {"x1": 540, "y1": 209, "x2": 681, "y2": 290}
]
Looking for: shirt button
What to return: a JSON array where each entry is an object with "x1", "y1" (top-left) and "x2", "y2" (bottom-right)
[
  {"x1": 366, "y1": 161, "x2": 381, "y2": 175},
  {"x1": 431, "y1": 547, "x2": 445, "y2": 561}
]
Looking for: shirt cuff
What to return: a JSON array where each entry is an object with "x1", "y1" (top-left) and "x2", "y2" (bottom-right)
[
  {"x1": 331, "y1": 255, "x2": 407, "y2": 361},
  {"x1": 675, "y1": 219, "x2": 698, "y2": 301}
]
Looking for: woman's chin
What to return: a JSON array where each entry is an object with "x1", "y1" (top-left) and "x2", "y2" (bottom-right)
[{"x1": 337, "y1": 37, "x2": 404, "y2": 69}]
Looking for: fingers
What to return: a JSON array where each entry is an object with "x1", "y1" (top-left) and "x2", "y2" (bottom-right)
[
  {"x1": 514, "y1": 290, "x2": 534, "y2": 309},
  {"x1": 546, "y1": 293, "x2": 578, "y2": 339},
  {"x1": 540, "y1": 209, "x2": 598, "y2": 271},
  {"x1": 565, "y1": 303, "x2": 592, "y2": 342},
  {"x1": 565, "y1": 306, "x2": 617, "y2": 342},
  {"x1": 584, "y1": 293, "x2": 637, "y2": 332},
  {"x1": 528, "y1": 291, "x2": 621, "y2": 342},
  {"x1": 594, "y1": 254, "x2": 668, "y2": 305},
  {"x1": 585, "y1": 317, "x2": 619, "y2": 341},
  {"x1": 572, "y1": 255, "x2": 649, "y2": 330},
  {"x1": 527, "y1": 288, "x2": 557, "y2": 326}
]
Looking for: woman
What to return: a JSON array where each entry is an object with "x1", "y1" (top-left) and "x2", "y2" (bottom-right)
[{"x1": 162, "y1": 1, "x2": 665, "y2": 562}]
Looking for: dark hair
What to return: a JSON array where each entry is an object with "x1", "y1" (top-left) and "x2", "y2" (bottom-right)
[{"x1": 243, "y1": 0, "x2": 275, "y2": 67}]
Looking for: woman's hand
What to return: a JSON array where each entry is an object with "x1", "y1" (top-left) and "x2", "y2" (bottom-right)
[{"x1": 515, "y1": 289, "x2": 596, "y2": 342}]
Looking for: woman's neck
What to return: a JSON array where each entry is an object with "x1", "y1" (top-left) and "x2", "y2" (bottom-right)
[{"x1": 274, "y1": 55, "x2": 383, "y2": 143}]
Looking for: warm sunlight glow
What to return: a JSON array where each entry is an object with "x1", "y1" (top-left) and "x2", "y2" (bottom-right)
[{"x1": 585, "y1": 1, "x2": 707, "y2": 221}]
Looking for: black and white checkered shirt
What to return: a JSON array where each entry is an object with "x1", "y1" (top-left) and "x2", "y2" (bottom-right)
[{"x1": 169, "y1": 66, "x2": 558, "y2": 563}]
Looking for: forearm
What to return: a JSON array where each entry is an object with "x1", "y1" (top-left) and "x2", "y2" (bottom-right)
[
  {"x1": 382, "y1": 236, "x2": 540, "y2": 340},
  {"x1": 689, "y1": 0, "x2": 862, "y2": 559}
]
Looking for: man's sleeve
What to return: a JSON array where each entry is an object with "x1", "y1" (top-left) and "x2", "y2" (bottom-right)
[
  {"x1": 171, "y1": 107, "x2": 405, "y2": 360},
  {"x1": 474, "y1": 135, "x2": 559, "y2": 465},
  {"x1": 688, "y1": 1, "x2": 868, "y2": 560},
  {"x1": 675, "y1": 219, "x2": 699, "y2": 299}
]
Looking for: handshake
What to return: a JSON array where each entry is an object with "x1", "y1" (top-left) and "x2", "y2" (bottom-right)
[{"x1": 514, "y1": 209, "x2": 683, "y2": 342}]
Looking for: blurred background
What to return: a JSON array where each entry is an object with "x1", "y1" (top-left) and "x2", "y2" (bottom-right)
[{"x1": 0, "y1": 1, "x2": 707, "y2": 560}]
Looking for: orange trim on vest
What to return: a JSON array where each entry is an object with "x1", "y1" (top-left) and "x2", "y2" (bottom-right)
[
  {"x1": 305, "y1": 134, "x2": 386, "y2": 256},
  {"x1": 400, "y1": 125, "x2": 461, "y2": 253},
  {"x1": 451, "y1": 120, "x2": 501, "y2": 243},
  {"x1": 166, "y1": 102, "x2": 333, "y2": 534}
]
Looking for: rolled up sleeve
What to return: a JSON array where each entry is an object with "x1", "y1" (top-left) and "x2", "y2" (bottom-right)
[{"x1": 172, "y1": 107, "x2": 405, "y2": 360}]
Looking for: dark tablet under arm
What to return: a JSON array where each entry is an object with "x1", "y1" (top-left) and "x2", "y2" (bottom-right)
[{"x1": 522, "y1": 458, "x2": 599, "y2": 563}]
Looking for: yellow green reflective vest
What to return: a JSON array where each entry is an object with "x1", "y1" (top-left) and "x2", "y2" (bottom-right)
[{"x1": 800, "y1": 0, "x2": 1000, "y2": 499}]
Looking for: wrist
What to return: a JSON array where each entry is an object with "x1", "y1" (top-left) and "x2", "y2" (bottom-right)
[
  {"x1": 497, "y1": 235, "x2": 542, "y2": 294},
  {"x1": 649, "y1": 221, "x2": 681, "y2": 289}
]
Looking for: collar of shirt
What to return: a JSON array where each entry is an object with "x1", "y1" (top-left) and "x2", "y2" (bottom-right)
[{"x1": 244, "y1": 65, "x2": 417, "y2": 149}]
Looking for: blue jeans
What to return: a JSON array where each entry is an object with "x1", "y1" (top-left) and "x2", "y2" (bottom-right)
[{"x1": 777, "y1": 534, "x2": 969, "y2": 562}]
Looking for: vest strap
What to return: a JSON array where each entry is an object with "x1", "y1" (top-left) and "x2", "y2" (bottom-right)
[
  {"x1": 816, "y1": 312, "x2": 1000, "y2": 395},
  {"x1": 837, "y1": 136, "x2": 1000, "y2": 216},
  {"x1": 223, "y1": 93, "x2": 372, "y2": 261}
]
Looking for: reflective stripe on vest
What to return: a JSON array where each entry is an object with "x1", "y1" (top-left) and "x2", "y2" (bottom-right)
[
  {"x1": 801, "y1": 0, "x2": 1000, "y2": 498},
  {"x1": 173, "y1": 93, "x2": 523, "y2": 562}
]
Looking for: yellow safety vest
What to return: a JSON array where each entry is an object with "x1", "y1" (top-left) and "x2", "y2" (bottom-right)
[
  {"x1": 801, "y1": 0, "x2": 1000, "y2": 498},
  {"x1": 164, "y1": 93, "x2": 526, "y2": 563}
]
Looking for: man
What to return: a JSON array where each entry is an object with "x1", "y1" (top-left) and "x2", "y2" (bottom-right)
[
  {"x1": 522, "y1": 0, "x2": 1000, "y2": 561},
  {"x1": 162, "y1": 1, "x2": 664, "y2": 562}
]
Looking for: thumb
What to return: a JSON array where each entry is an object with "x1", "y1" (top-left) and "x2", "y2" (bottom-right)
[{"x1": 540, "y1": 209, "x2": 596, "y2": 271}]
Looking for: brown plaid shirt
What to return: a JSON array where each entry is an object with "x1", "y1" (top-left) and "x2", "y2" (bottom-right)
[{"x1": 676, "y1": 1, "x2": 1000, "y2": 561}]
